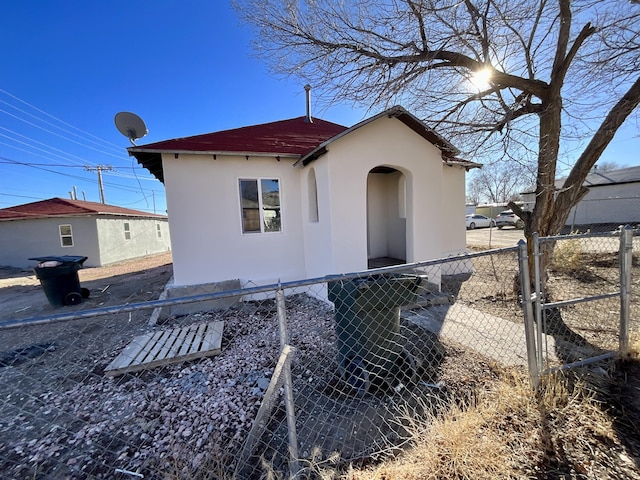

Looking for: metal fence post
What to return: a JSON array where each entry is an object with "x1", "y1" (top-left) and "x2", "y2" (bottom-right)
[
  {"x1": 619, "y1": 225, "x2": 633, "y2": 354},
  {"x1": 518, "y1": 240, "x2": 540, "y2": 388},
  {"x1": 532, "y1": 232, "x2": 544, "y2": 372},
  {"x1": 276, "y1": 284, "x2": 300, "y2": 478}
]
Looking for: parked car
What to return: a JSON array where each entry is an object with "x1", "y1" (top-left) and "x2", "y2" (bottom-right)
[
  {"x1": 466, "y1": 214, "x2": 496, "y2": 229},
  {"x1": 495, "y1": 210, "x2": 524, "y2": 229}
]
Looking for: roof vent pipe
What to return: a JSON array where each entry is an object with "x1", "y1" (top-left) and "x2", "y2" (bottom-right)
[{"x1": 304, "y1": 84, "x2": 313, "y2": 123}]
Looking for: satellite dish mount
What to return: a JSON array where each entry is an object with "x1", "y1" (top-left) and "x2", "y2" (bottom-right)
[{"x1": 114, "y1": 112, "x2": 148, "y2": 146}]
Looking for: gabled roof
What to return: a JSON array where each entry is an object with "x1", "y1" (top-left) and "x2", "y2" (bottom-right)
[
  {"x1": 297, "y1": 106, "x2": 461, "y2": 166},
  {"x1": 129, "y1": 106, "x2": 472, "y2": 183},
  {"x1": 0, "y1": 198, "x2": 166, "y2": 221}
]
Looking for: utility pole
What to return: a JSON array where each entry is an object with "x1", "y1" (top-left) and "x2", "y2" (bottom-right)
[{"x1": 84, "y1": 165, "x2": 113, "y2": 204}]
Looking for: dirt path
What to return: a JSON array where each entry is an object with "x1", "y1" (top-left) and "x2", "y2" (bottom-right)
[{"x1": 0, "y1": 252, "x2": 173, "y2": 321}]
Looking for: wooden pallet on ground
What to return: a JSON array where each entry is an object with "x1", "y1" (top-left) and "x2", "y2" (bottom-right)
[{"x1": 105, "y1": 321, "x2": 224, "y2": 376}]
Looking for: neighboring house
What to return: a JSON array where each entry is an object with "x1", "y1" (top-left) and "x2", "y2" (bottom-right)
[
  {"x1": 0, "y1": 198, "x2": 171, "y2": 268},
  {"x1": 521, "y1": 165, "x2": 640, "y2": 229},
  {"x1": 128, "y1": 105, "x2": 479, "y2": 308},
  {"x1": 475, "y1": 203, "x2": 511, "y2": 220}
]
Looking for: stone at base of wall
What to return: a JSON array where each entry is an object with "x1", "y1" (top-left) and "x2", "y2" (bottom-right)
[{"x1": 162, "y1": 279, "x2": 242, "y2": 318}]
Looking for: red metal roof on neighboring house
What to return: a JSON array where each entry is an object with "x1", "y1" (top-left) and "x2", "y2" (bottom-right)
[
  {"x1": 134, "y1": 116, "x2": 348, "y2": 156},
  {"x1": 0, "y1": 198, "x2": 166, "y2": 221}
]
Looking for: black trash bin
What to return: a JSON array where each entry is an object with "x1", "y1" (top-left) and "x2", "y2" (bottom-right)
[
  {"x1": 30, "y1": 256, "x2": 88, "y2": 307},
  {"x1": 328, "y1": 274, "x2": 421, "y2": 394}
]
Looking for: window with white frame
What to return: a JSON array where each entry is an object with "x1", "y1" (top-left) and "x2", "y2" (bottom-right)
[
  {"x1": 124, "y1": 222, "x2": 131, "y2": 240},
  {"x1": 239, "y1": 178, "x2": 281, "y2": 234},
  {"x1": 59, "y1": 224, "x2": 73, "y2": 247},
  {"x1": 156, "y1": 223, "x2": 162, "y2": 238}
]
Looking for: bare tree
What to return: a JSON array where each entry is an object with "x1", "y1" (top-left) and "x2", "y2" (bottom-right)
[
  {"x1": 594, "y1": 160, "x2": 622, "y2": 172},
  {"x1": 467, "y1": 161, "x2": 536, "y2": 204},
  {"x1": 235, "y1": 0, "x2": 640, "y2": 243}
]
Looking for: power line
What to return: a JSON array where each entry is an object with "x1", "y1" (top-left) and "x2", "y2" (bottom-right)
[
  {"x1": 0, "y1": 90, "x2": 164, "y2": 211},
  {"x1": 0, "y1": 89, "x2": 125, "y2": 154}
]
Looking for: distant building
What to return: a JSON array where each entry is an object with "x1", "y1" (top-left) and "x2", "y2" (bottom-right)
[
  {"x1": 474, "y1": 203, "x2": 511, "y2": 219},
  {"x1": 0, "y1": 198, "x2": 171, "y2": 268},
  {"x1": 521, "y1": 165, "x2": 640, "y2": 229}
]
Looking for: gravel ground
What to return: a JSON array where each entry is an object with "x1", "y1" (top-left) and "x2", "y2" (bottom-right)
[
  {"x1": 0, "y1": 258, "x2": 342, "y2": 478},
  {"x1": 1, "y1": 249, "x2": 638, "y2": 479}
]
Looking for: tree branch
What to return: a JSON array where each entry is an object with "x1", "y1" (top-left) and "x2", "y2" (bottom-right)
[{"x1": 551, "y1": 74, "x2": 640, "y2": 232}]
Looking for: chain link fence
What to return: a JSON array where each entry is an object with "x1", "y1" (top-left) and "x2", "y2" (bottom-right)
[
  {"x1": 521, "y1": 226, "x2": 639, "y2": 379},
  {"x1": 0, "y1": 231, "x2": 636, "y2": 479}
]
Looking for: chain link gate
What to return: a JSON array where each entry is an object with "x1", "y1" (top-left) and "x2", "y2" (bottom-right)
[{"x1": 519, "y1": 225, "x2": 635, "y2": 387}]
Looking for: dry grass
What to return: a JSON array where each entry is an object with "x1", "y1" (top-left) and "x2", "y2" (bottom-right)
[
  {"x1": 622, "y1": 329, "x2": 640, "y2": 360},
  {"x1": 550, "y1": 238, "x2": 585, "y2": 273},
  {"x1": 340, "y1": 365, "x2": 640, "y2": 480}
]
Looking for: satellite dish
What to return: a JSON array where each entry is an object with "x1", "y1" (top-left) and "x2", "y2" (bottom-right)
[{"x1": 114, "y1": 112, "x2": 148, "y2": 145}]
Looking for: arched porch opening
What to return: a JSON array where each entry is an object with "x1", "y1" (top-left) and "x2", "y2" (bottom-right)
[{"x1": 366, "y1": 167, "x2": 408, "y2": 268}]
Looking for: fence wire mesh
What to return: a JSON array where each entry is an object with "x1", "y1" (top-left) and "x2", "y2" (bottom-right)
[
  {"x1": 0, "y1": 233, "x2": 636, "y2": 479},
  {"x1": 535, "y1": 229, "x2": 638, "y2": 373}
]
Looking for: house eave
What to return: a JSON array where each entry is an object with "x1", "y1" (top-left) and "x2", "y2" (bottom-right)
[
  {"x1": 128, "y1": 147, "x2": 300, "y2": 159},
  {"x1": 128, "y1": 148, "x2": 300, "y2": 184},
  {"x1": 443, "y1": 158, "x2": 483, "y2": 171}
]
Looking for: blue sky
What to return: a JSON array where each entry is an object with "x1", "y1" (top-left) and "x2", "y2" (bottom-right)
[
  {"x1": 0, "y1": 1, "x2": 367, "y2": 214},
  {"x1": 1, "y1": 1, "x2": 638, "y2": 214}
]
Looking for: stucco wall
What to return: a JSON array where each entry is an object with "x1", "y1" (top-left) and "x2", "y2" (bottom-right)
[
  {"x1": 440, "y1": 164, "x2": 467, "y2": 256},
  {"x1": 95, "y1": 217, "x2": 171, "y2": 265},
  {"x1": 163, "y1": 153, "x2": 305, "y2": 286},
  {"x1": 300, "y1": 163, "x2": 336, "y2": 279},
  {"x1": 0, "y1": 217, "x2": 100, "y2": 268},
  {"x1": 318, "y1": 115, "x2": 446, "y2": 274},
  {"x1": 162, "y1": 115, "x2": 468, "y2": 288}
]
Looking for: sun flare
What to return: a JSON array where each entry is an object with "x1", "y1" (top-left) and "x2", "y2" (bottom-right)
[{"x1": 470, "y1": 68, "x2": 492, "y2": 91}]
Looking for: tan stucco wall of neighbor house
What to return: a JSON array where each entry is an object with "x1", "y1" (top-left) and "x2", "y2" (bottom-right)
[
  {"x1": 162, "y1": 153, "x2": 306, "y2": 287},
  {"x1": 0, "y1": 217, "x2": 100, "y2": 268},
  {"x1": 95, "y1": 217, "x2": 171, "y2": 265}
]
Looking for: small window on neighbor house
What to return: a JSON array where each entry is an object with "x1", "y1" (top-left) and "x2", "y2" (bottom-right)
[
  {"x1": 59, "y1": 225, "x2": 73, "y2": 247},
  {"x1": 239, "y1": 178, "x2": 281, "y2": 234},
  {"x1": 156, "y1": 223, "x2": 162, "y2": 238},
  {"x1": 124, "y1": 222, "x2": 131, "y2": 240}
]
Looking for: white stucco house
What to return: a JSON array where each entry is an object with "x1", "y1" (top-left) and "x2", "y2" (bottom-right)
[
  {"x1": 129, "y1": 106, "x2": 478, "y2": 308},
  {"x1": 521, "y1": 165, "x2": 640, "y2": 230},
  {"x1": 0, "y1": 198, "x2": 171, "y2": 268}
]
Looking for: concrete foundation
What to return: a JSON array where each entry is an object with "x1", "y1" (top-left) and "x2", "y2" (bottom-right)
[{"x1": 163, "y1": 279, "x2": 242, "y2": 318}]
